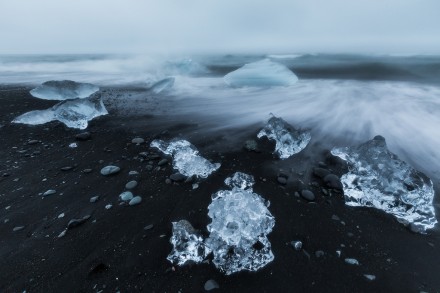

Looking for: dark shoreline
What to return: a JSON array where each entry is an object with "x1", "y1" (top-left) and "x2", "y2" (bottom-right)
[{"x1": 0, "y1": 87, "x2": 439, "y2": 292}]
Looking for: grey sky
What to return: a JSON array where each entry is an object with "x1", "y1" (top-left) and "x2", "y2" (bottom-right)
[{"x1": 1, "y1": 0, "x2": 439, "y2": 54}]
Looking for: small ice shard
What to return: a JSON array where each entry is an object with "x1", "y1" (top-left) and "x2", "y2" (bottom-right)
[
  {"x1": 119, "y1": 191, "x2": 134, "y2": 202},
  {"x1": 206, "y1": 172, "x2": 275, "y2": 275},
  {"x1": 345, "y1": 258, "x2": 360, "y2": 265},
  {"x1": 150, "y1": 139, "x2": 220, "y2": 178},
  {"x1": 30, "y1": 80, "x2": 99, "y2": 100},
  {"x1": 224, "y1": 172, "x2": 255, "y2": 190},
  {"x1": 167, "y1": 220, "x2": 210, "y2": 266},
  {"x1": 364, "y1": 274, "x2": 376, "y2": 281},
  {"x1": 149, "y1": 77, "x2": 175, "y2": 94},
  {"x1": 257, "y1": 115, "x2": 311, "y2": 159},
  {"x1": 12, "y1": 109, "x2": 56, "y2": 126},
  {"x1": 224, "y1": 59, "x2": 298, "y2": 87},
  {"x1": 331, "y1": 136, "x2": 437, "y2": 232}
]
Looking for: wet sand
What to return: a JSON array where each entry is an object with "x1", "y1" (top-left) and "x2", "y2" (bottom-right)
[{"x1": 0, "y1": 86, "x2": 439, "y2": 292}]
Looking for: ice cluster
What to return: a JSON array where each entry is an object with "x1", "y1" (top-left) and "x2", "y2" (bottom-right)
[
  {"x1": 13, "y1": 95, "x2": 108, "y2": 130},
  {"x1": 167, "y1": 172, "x2": 275, "y2": 275},
  {"x1": 30, "y1": 80, "x2": 99, "y2": 100},
  {"x1": 257, "y1": 115, "x2": 311, "y2": 159},
  {"x1": 224, "y1": 59, "x2": 298, "y2": 87},
  {"x1": 149, "y1": 77, "x2": 175, "y2": 94},
  {"x1": 150, "y1": 139, "x2": 221, "y2": 178},
  {"x1": 331, "y1": 135, "x2": 437, "y2": 232}
]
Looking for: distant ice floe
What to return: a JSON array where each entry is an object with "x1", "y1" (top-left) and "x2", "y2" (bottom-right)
[
  {"x1": 331, "y1": 135, "x2": 437, "y2": 232},
  {"x1": 148, "y1": 77, "x2": 175, "y2": 94},
  {"x1": 150, "y1": 139, "x2": 220, "y2": 178},
  {"x1": 224, "y1": 59, "x2": 298, "y2": 87},
  {"x1": 13, "y1": 94, "x2": 108, "y2": 130},
  {"x1": 167, "y1": 172, "x2": 275, "y2": 275},
  {"x1": 258, "y1": 115, "x2": 311, "y2": 159},
  {"x1": 30, "y1": 80, "x2": 99, "y2": 100}
]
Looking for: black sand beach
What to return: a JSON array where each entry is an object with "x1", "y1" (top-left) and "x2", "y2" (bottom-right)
[{"x1": 1, "y1": 86, "x2": 439, "y2": 293}]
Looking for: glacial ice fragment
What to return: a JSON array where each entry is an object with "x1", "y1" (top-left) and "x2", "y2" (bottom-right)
[
  {"x1": 149, "y1": 77, "x2": 175, "y2": 94},
  {"x1": 12, "y1": 109, "x2": 56, "y2": 125},
  {"x1": 331, "y1": 136, "x2": 437, "y2": 232},
  {"x1": 167, "y1": 220, "x2": 210, "y2": 266},
  {"x1": 257, "y1": 115, "x2": 311, "y2": 159},
  {"x1": 30, "y1": 80, "x2": 99, "y2": 100},
  {"x1": 224, "y1": 59, "x2": 298, "y2": 87},
  {"x1": 206, "y1": 172, "x2": 275, "y2": 275},
  {"x1": 150, "y1": 139, "x2": 220, "y2": 178}
]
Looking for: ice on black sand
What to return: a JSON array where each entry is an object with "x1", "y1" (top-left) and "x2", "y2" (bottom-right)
[
  {"x1": 100, "y1": 165, "x2": 120, "y2": 176},
  {"x1": 30, "y1": 80, "x2": 99, "y2": 100}
]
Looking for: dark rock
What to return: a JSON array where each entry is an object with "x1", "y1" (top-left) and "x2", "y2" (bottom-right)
[
  {"x1": 315, "y1": 250, "x2": 325, "y2": 258},
  {"x1": 158, "y1": 159, "x2": 168, "y2": 166},
  {"x1": 244, "y1": 140, "x2": 259, "y2": 152},
  {"x1": 13, "y1": 226, "x2": 25, "y2": 232},
  {"x1": 277, "y1": 176, "x2": 287, "y2": 185},
  {"x1": 61, "y1": 166, "x2": 73, "y2": 171},
  {"x1": 144, "y1": 224, "x2": 154, "y2": 230},
  {"x1": 170, "y1": 173, "x2": 186, "y2": 182},
  {"x1": 165, "y1": 178, "x2": 172, "y2": 185},
  {"x1": 324, "y1": 174, "x2": 343, "y2": 190},
  {"x1": 75, "y1": 132, "x2": 91, "y2": 141},
  {"x1": 83, "y1": 168, "x2": 93, "y2": 173},
  {"x1": 313, "y1": 167, "x2": 330, "y2": 179},
  {"x1": 67, "y1": 215, "x2": 90, "y2": 229},
  {"x1": 27, "y1": 140, "x2": 39, "y2": 145},
  {"x1": 301, "y1": 190, "x2": 315, "y2": 201}
]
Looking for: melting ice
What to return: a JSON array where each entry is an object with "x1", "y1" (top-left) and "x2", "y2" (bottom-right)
[
  {"x1": 331, "y1": 135, "x2": 437, "y2": 232},
  {"x1": 224, "y1": 59, "x2": 298, "y2": 87},
  {"x1": 30, "y1": 80, "x2": 99, "y2": 100},
  {"x1": 258, "y1": 115, "x2": 311, "y2": 159},
  {"x1": 150, "y1": 139, "x2": 220, "y2": 178},
  {"x1": 149, "y1": 77, "x2": 175, "y2": 94}
]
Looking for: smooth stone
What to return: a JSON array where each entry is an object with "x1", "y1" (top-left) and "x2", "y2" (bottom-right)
[
  {"x1": 105, "y1": 204, "x2": 112, "y2": 209},
  {"x1": 170, "y1": 173, "x2": 186, "y2": 182},
  {"x1": 83, "y1": 168, "x2": 93, "y2": 173},
  {"x1": 158, "y1": 159, "x2": 168, "y2": 166},
  {"x1": 345, "y1": 258, "x2": 360, "y2": 265},
  {"x1": 43, "y1": 189, "x2": 56, "y2": 196},
  {"x1": 131, "y1": 137, "x2": 145, "y2": 144},
  {"x1": 244, "y1": 140, "x2": 258, "y2": 152},
  {"x1": 313, "y1": 167, "x2": 330, "y2": 179},
  {"x1": 291, "y1": 240, "x2": 302, "y2": 250},
  {"x1": 144, "y1": 224, "x2": 154, "y2": 230},
  {"x1": 129, "y1": 171, "x2": 139, "y2": 175},
  {"x1": 90, "y1": 196, "x2": 99, "y2": 203},
  {"x1": 27, "y1": 140, "x2": 39, "y2": 145},
  {"x1": 165, "y1": 178, "x2": 172, "y2": 185},
  {"x1": 204, "y1": 279, "x2": 219, "y2": 291},
  {"x1": 67, "y1": 215, "x2": 90, "y2": 229},
  {"x1": 364, "y1": 274, "x2": 376, "y2": 281},
  {"x1": 315, "y1": 250, "x2": 325, "y2": 258},
  {"x1": 301, "y1": 190, "x2": 315, "y2": 201},
  {"x1": 100, "y1": 165, "x2": 120, "y2": 176},
  {"x1": 331, "y1": 214, "x2": 340, "y2": 221},
  {"x1": 125, "y1": 180, "x2": 138, "y2": 189},
  {"x1": 129, "y1": 196, "x2": 142, "y2": 206},
  {"x1": 75, "y1": 132, "x2": 91, "y2": 141},
  {"x1": 277, "y1": 176, "x2": 287, "y2": 185},
  {"x1": 13, "y1": 226, "x2": 25, "y2": 232},
  {"x1": 324, "y1": 174, "x2": 343, "y2": 190},
  {"x1": 119, "y1": 191, "x2": 134, "y2": 202},
  {"x1": 61, "y1": 166, "x2": 73, "y2": 171},
  {"x1": 145, "y1": 165, "x2": 153, "y2": 171}
]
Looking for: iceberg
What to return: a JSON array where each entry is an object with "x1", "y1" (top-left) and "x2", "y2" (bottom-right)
[
  {"x1": 150, "y1": 139, "x2": 221, "y2": 178},
  {"x1": 30, "y1": 80, "x2": 99, "y2": 100},
  {"x1": 257, "y1": 115, "x2": 311, "y2": 159},
  {"x1": 12, "y1": 95, "x2": 108, "y2": 130},
  {"x1": 206, "y1": 172, "x2": 275, "y2": 275},
  {"x1": 167, "y1": 220, "x2": 210, "y2": 266},
  {"x1": 331, "y1": 136, "x2": 437, "y2": 232},
  {"x1": 224, "y1": 59, "x2": 298, "y2": 87},
  {"x1": 149, "y1": 77, "x2": 175, "y2": 94}
]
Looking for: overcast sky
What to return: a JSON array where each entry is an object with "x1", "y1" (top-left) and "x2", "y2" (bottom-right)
[{"x1": 1, "y1": 0, "x2": 439, "y2": 54}]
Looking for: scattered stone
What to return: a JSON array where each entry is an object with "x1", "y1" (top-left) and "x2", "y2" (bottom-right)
[
  {"x1": 67, "y1": 215, "x2": 90, "y2": 229},
  {"x1": 90, "y1": 196, "x2": 99, "y2": 203},
  {"x1": 100, "y1": 165, "x2": 120, "y2": 176},
  {"x1": 291, "y1": 240, "x2": 302, "y2": 250},
  {"x1": 331, "y1": 214, "x2": 340, "y2": 221},
  {"x1": 315, "y1": 250, "x2": 325, "y2": 258},
  {"x1": 244, "y1": 140, "x2": 259, "y2": 152},
  {"x1": 119, "y1": 191, "x2": 134, "y2": 202},
  {"x1": 129, "y1": 171, "x2": 139, "y2": 175},
  {"x1": 322, "y1": 188, "x2": 329, "y2": 196},
  {"x1": 13, "y1": 226, "x2": 25, "y2": 232},
  {"x1": 204, "y1": 279, "x2": 219, "y2": 291},
  {"x1": 125, "y1": 180, "x2": 138, "y2": 189},
  {"x1": 105, "y1": 204, "x2": 112, "y2": 210},
  {"x1": 145, "y1": 165, "x2": 153, "y2": 171},
  {"x1": 158, "y1": 159, "x2": 168, "y2": 166},
  {"x1": 83, "y1": 168, "x2": 93, "y2": 173},
  {"x1": 2, "y1": 173, "x2": 10, "y2": 177},
  {"x1": 43, "y1": 189, "x2": 56, "y2": 197},
  {"x1": 61, "y1": 166, "x2": 73, "y2": 171},
  {"x1": 129, "y1": 196, "x2": 142, "y2": 206},
  {"x1": 184, "y1": 175, "x2": 194, "y2": 183},
  {"x1": 313, "y1": 167, "x2": 330, "y2": 179},
  {"x1": 300, "y1": 190, "x2": 315, "y2": 201},
  {"x1": 170, "y1": 173, "x2": 186, "y2": 182},
  {"x1": 75, "y1": 132, "x2": 91, "y2": 141},
  {"x1": 27, "y1": 140, "x2": 39, "y2": 145},
  {"x1": 345, "y1": 258, "x2": 360, "y2": 265},
  {"x1": 144, "y1": 224, "x2": 154, "y2": 230},
  {"x1": 323, "y1": 174, "x2": 343, "y2": 190},
  {"x1": 165, "y1": 178, "x2": 172, "y2": 185},
  {"x1": 277, "y1": 176, "x2": 288, "y2": 185},
  {"x1": 294, "y1": 191, "x2": 300, "y2": 197},
  {"x1": 363, "y1": 274, "x2": 376, "y2": 281},
  {"x1": 132, "y1": 137, "x2": 145, "y2": 144}
]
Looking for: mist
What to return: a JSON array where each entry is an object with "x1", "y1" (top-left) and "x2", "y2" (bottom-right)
[{"x1": 1, "y1": 0, "x2": 440, "y2": 54}]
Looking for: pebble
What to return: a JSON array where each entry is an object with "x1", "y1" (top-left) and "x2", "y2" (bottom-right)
[
  {"x1": 131, "y1": 138, "x2": 145, "y2": 144},
  {"x1": 58, "y1": 213, "x2": 65, "y2": 218},
  {"x1": 43, "y1": 190, "x2": 56, "y2": 197},
  {"x1": 204, "y1": 279, "x2": 219, "y2": 291},
  {"x1": 291, "y1": 240, "x2": 302, "y2": 250},
  {"x1": 13, "y1": 226, "x2": 25, "y2": 232},
  {"x1": 158, "y1": 159, "x2": 168, "y2": 166},
  {"x1": 58, "y1": 229, "x2": 67, "y2": 238},
  {"x1": 125, "y1": 180, "x2": 138, "y2": 189},
  {"x1": 67, "y1": 215, "x2": 90, "y2": 229},
  {"x1": 301, "y1": 190, "x2": 315, "y2": 201},
  {"x1": 27, "y1": 140, "x2": 39, "y2": 145},
  {"x1": 119, "y1": 191, "x2": 134, "y2": 202},
  {"x1": 68, "y1": 143, "x2": 78, "y2": 148},
  {"x1": 170, "y1": 173, "x2": 186, "y2": 182},
  {"x1": 144, "y1": 224, "x2": 154, "y2": 230},
  {"x1": 244, "y1": 140, "x2": 258, "y2": 152},
  {"x1": 331, "y1": 214, "x2": 340, "y2": 221},
  {"x1": 145, "y1": 165, "x2": 153, "y2": 171},
  {"x1": 90, "y1": 196, "x2": 100, "y2": 203},
  {"x1": 345, "y1": 258, "x2": 360, "y2": 265},
  {"x1": 83, "y1": 168, "x2": 93, "y2": 173},
  {"x1": 100, "y1": 165, "x2": 120, "y2": 176},
  {"x1": 165, "y1": 178, "x2": 172, "y2": 184},
  {"x1": 105, "y1": 204, "x2": 112, "y2": 210},
  {"x1": 313, "y1": 167, "x2": 330, "y2": 179},
  {"x1": 324, "y1": 174, "x2": 343, "y2": 190},
  {"x1": 315, "y1": 250, "x2": 325, "y2": 258},
  {"x1": 129, "y1": 171, "x2": 139, "y2": 175},
  {"x1": 75, "y1": 132, "x2": 91, "y2": 141},
  {"x1": 192, "y1": 183, "x2": 199, "y2": 190},
  {"x1": 277, "y1": 176, "x2": 287, "y2": 185},
  {"x1": 61, "y1": 166, "x2": 73, "y2": 171},
  {"x1": 129, "y1": 196, "x2": 142, "y2": 206},
  {"x1": 363, "y1": 274, "x2": 376, "y2": 281}
]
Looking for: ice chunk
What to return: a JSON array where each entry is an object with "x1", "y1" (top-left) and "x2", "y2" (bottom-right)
[
  {"x1": 149, "y1": 77, "x2": 175, "y2": 94},
  {"x1": 30, "y1": 80, "x2": 99, "y2": 100},
  {"x1": 150, "y1": 139, "x2": 220, "y2": 178},
  {"x1": 257, "y1": 115, "x2": 311, "y2": 159},
  {"x1": 167, "y1": 220, "x2": 211, "y2": 266},
  {"x1": 331, "y1": 136, "x2": 437, "y2": 232},
  {"x1": 224, "y1": 59, "x2": 298, "y2": 87},
  {"x1": 12, "y1": 109, "x2": 56, "y2": 125},
  {"x1": 12, "y1": 95, "x2": 108, "y2": 130},
  {"x1": 206, "y1": 172, "x2": 275, "y2": 275}
]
